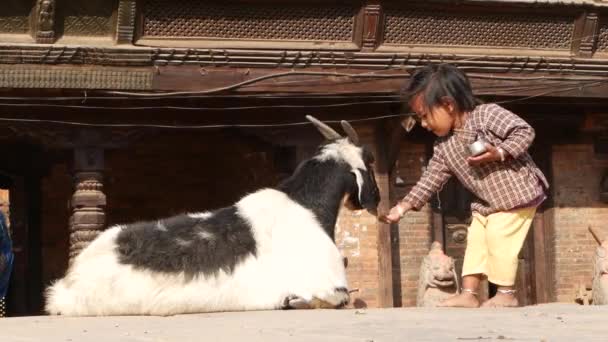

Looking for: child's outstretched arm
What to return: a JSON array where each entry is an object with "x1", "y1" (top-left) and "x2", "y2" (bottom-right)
[{"x1": 381, "y1": 145, "x2": 452, "y2": 223}]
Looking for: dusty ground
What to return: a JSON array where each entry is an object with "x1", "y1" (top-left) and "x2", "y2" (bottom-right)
[{"x1": 0, "y1": 303, "x2": 606, "y2": 342}]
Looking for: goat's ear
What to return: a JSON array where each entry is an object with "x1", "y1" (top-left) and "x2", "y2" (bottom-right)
[{"x1": 401, "y1": 116, "x2": 416, "y2": 132}]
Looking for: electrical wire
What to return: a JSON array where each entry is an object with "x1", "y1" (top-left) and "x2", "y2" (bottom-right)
[
  {"x1": 0, "y1": 80, "x2": 605, "y2": 129},
  {"x1": 0, "y1": 100, "x2": 399, "y2": 110},
  {"x1": 0, "y1": 113, "x2": 410, "y2": 129}
]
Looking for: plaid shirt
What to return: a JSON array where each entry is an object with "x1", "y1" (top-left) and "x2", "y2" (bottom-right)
[{"x1": 403, "y1": 103, "x2": 549, "y2": 216}]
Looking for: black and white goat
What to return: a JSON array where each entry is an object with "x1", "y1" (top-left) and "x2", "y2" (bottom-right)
[{"x1": 45, "y1": 116, "x2": 380, "y2": 316}]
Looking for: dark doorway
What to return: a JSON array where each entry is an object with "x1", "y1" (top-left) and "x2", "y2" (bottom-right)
[{"x1": 1, "y1": 143, "x2": 44, "y2": 316}]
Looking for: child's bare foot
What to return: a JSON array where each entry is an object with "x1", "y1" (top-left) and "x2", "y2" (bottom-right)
[
  {"x1": 481, "y1": 292, "x2": 519, "y2": 308},
  {"x1": 437, "y1": 292, "x2": 480, "y2": 308}
]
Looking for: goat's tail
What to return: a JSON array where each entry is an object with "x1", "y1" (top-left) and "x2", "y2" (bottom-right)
[{"x1": 45, "y1": 278, "x2": 76, "y2": 315}]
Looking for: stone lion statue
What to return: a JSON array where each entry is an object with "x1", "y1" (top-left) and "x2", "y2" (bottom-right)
[
  {"x1": 592, "y1": 241, "x2": 608, "y2": 305},
  {"x1": 416, "y1": 241, "x2": 459, "y2": 307}
]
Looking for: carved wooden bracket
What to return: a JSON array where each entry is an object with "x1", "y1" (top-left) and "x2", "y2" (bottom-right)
[
  {"x1": 33, "y1": 0, "x2": 56, "y2": 44},
  {"x1": 116, "y1": 0, "x2": 137, "y2": 44},
  {"x1": 362, "y1": 1, "x2": 383, "y2": 51},
  {"x1": 573, "y1": 11, "x2": 599, "y2": 57}
]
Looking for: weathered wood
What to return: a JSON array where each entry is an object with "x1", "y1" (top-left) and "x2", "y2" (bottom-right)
[
  {"x1": 69, "y1": 131, "x2": 106, "y2": 264},
  {"x1": 361, "y1": 1, "x2": 382, "y2": 51},
  {"x1": 385, "y1": 118, "x2": 406, "y2": 173},
  {"x1": 374, "y1": 120, "x2": 395, "y2": 308},
  {"x1": 572, "y1": 11, "x2": 599, "y2": 57},
  {"x1": 432, "y1": 211, "x2": 445, "y2": 248},
  {"x1": 532, "y1": 212, "x2": 548, "y2": 303},
  {"x1": 115, "y1": 0, "x2": 137, "y2": 45}
]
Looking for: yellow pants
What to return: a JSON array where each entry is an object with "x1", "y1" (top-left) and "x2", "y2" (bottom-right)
[{"x1": 462, "y1": 207, "x2": 536, "y2": 286}]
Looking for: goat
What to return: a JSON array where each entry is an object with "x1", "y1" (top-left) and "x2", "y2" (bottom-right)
[{"x1": 45, "y1": 116, "x2": 380, "y2": 316}]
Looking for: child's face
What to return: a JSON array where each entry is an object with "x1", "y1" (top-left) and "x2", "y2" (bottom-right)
[{"x1": 409, "y1": 94, "x2": 456, "y2": 137}]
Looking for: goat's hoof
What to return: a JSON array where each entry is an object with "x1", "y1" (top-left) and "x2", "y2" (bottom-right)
[
  {"x1": 325, "y1": 287, "x2": 350, "y2": 308},
  {"x1": 281, "y1": 295, "x2": 312, "y2": 310}
]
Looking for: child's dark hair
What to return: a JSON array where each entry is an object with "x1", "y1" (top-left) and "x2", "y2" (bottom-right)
[{"x1": 403, "y1": 64, "x2": 479, "y2": 114}]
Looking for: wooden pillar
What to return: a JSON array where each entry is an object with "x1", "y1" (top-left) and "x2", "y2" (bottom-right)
[
  {"x1": 69, "y1": 142, "x2": 106, "y2": 263},
  {"x1": 373, "y1": 118, "x2": 405, "y2": 307}
]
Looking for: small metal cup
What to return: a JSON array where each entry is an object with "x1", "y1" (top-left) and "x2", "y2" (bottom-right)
[{"x1": 469, "y1": 140, "x2": 487, "y2": 156}]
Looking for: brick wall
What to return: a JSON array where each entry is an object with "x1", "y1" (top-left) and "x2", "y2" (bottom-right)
[
  {"x1": 551, "y1": 144, "x2": 607, "y2": 302},
  {"x1": 335, "y1": 209, "x2": 380, "y2": 308},
  {"x1": 393, "y1": 143, "x2": 433, "y2": 307}
]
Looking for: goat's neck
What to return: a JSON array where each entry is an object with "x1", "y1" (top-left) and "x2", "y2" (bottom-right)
[{"x1": 277, "y1": 161, "x2": 349, "y2": 241}]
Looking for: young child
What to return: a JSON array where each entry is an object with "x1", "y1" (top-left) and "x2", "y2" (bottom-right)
[{"x1": 381, "y1": 63, "x2": 548, "y2": 308}]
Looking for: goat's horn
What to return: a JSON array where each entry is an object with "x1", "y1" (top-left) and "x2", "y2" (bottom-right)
[
  {"x1": 401, "y1": 116, "x2": 416, "y2": 132},
  {"x1": 589, "y1": 226, "x2": 606, "y2": 245},
  {"x1": 306, "y1": 115, "x2": 342, "y2": 140},
  {"x1": 340, "y1": 120, "x2": 360, "y2": 145}
]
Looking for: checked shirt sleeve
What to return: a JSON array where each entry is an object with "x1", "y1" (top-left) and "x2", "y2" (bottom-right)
[
  {"x1": 485, "y1": 104, "x2": 535, "y2": 159},
  {"x1": 402, "y1": 144, "x2": 452, "y2": 210}
]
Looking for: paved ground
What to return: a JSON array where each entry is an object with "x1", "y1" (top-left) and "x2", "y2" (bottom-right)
[{"x1": 1, "y1": 303, "x2": 607, "y2": 342}]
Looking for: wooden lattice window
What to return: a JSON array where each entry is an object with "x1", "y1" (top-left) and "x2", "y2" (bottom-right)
[
  {"x1": 59, "y1": 0, "x2": 116, "y2": 36},
  {"x1": 0, "y1": 0, "x2": 35, "y2": 34},
  {"x1": 383, "y1": 7, "x2": 576, "y2": 50},
  {"x1": 596, "y1": 20, "x2": 608, "y2": 52},
  {"x1": 141, "y1": 0, "x2": 358, "y2": 42}
]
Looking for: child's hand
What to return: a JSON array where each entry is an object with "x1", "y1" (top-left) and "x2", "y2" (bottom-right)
[
  {"x1": 379, "y1": 202, "x2": 411, "y2": 224},
  {"x1": 467, "y1": 143, "x2": 503, "y2": 166}
]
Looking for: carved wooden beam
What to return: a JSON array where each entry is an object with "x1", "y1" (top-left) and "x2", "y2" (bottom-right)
[{"x1": 33, "y1": 0, "x2": 56, "y2": 44}]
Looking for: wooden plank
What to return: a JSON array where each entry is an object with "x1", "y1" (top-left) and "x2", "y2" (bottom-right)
[
  {"x1": 374, "y1": 120, "x2": 394, "y2": 308},
  {"x1": 151, "y1": 66, "x2": 608, "y2": 99},
  {"x1": 431, "y1": 211, "x2": 445, "y2": 248},
  {"x1": 543, "y1": 207, "x2": 557, "y2": 302},
  {"x1": 533, "y1": 211, "x2": 548, "y2": 303},
  {"x1": 385, "y1": 118, "x2": 406, "y2": 174}
]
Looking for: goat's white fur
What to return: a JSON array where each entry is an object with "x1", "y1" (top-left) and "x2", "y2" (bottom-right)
[
  {"x1": 45, "y1": 189, "x2": 348, "y2": 316},
  {"x1": 316, "y1": 138, "x2": 367, "y2": 203},
  {"x1": 315, "y1": 138, "x2": 366, "y2": 171}
]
